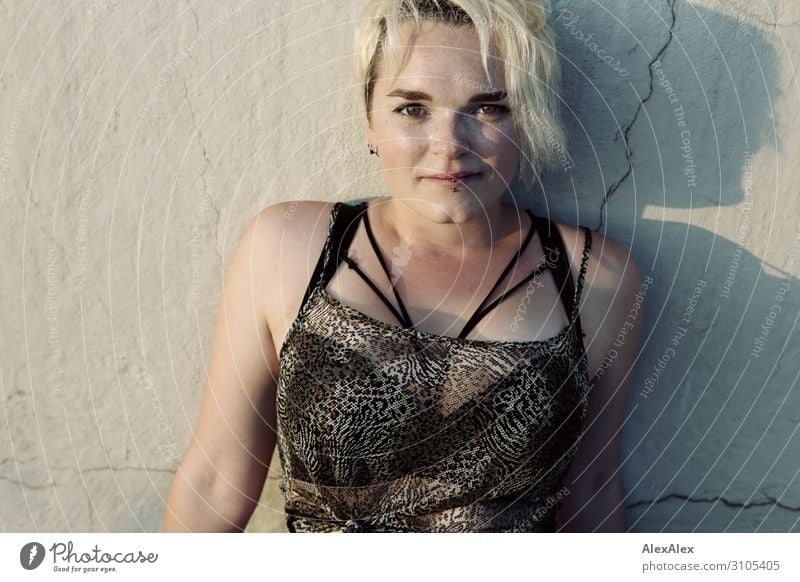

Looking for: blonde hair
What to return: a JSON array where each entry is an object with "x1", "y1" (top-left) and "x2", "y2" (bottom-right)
[{"x1": 354, "y1": 0, "x2": 568, "y2": 191}]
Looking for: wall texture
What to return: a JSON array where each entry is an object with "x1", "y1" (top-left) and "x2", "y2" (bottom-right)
[{"x1": 1, "y1": 0, "x2": 799, "y2": 533}]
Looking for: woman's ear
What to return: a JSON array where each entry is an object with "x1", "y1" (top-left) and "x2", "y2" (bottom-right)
[
  {"x1": 363, "y1": 110, "x2": 377, "y2": 148},
  {"x1": 363, "y1": 109, "x2": 373, "y2": 135}
]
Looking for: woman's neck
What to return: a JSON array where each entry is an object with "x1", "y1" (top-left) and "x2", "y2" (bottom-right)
[{"x1": 370, "y1": 197, "x2": 526, "y2": 259}]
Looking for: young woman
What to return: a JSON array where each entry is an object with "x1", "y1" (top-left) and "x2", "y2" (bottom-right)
[{"x1": 162, "y1": 0, "x2": 642, "y2": 533}]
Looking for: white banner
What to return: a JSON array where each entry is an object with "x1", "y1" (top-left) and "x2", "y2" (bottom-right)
[{"x1": 1, "y1": 533, "x2": 796, "y2": 581}]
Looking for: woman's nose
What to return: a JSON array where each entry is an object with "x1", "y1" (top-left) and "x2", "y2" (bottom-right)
[{"x1": 429, "y1": 109, "x2": 470, "y2": 159}]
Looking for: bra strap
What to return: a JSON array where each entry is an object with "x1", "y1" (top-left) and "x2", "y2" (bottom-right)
[
  {"x1": 298, "y1": 201, "x2": 368, "y2": 315},
  {"x1": 533, "y1": 216, "x2": 593, "y2": 345},
  {"x1": 457, "y1": 208, "x2": 539, "y2": 340},
  {"x1": 361, "y1": 206, "x2": 415, "y2": 328}
]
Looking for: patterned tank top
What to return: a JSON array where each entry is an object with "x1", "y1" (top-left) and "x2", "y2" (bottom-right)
[{"x1": 276, "y1": 200, "x2": 593, "y2": 532}]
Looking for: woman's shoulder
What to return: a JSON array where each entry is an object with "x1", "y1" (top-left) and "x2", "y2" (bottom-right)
[
  {"x1": 244, "y1": 199, "x2": 340, "y2": 259},
  {"x1": 245, "y1": 200, "x2": 342, "y2": 339},
  {"x1": 540, "y1": 218, "x2": 643, "y2": 371},
  {"x1": 250, "y1": 199, "x2": 338, "y2": 238},
  {"x1": 548, "y1": 219, "x2": 643, "y2": 361},
  {"x1": 547, "y1": 218, "x2": 640, "y2": 294}
]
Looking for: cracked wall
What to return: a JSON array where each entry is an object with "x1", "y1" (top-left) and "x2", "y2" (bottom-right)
[{"x1": 1, "y1": 0, "x2": 799, "y2": 533}]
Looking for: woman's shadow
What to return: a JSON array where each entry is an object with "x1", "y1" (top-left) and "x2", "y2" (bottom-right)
[{"x1": 530, "y1": 0, "x2": 798, "y2": 532}]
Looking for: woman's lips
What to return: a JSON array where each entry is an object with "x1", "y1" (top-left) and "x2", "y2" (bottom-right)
[{"x1": 421, "y1": 173, "x2": 481, "y2": 187}]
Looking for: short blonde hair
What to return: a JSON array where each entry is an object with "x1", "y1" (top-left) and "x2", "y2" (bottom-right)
[{"x1": 354, "y1": 0, "x2": 567, "y2": 191}]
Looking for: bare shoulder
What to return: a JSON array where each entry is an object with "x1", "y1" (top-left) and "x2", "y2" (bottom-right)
[
  {"x1": 245, "y1": 200, "x2": 338, "y2": 281},
  {"x1": 551, "y1": 221, "x2": 642, "y2": 369},
  {"x1": 551, "y1": 220, "x2": 640, "y2": 296},
  {"x1": 249, "y1": 199, "x2": 336, "y2": 251},
  {"x1": 247, "y1": 200, "x2": 338, "y2": 342}
]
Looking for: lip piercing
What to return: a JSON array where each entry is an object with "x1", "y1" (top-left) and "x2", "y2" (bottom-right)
[{"x1": 450, "y1": 177, "x2": 457, "y2": 192}]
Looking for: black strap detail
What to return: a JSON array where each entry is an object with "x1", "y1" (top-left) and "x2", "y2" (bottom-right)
[
  {"x1": 286, "y1": 513, "x2": 297, "y2": 533},
  {"x1": 300, "y1": 201, "x2": 592, "y2": 350},
  {"x1": 457, "y1": 208, "x2": 539, "y2": 339},
  {"x1": 344, "y1": 205, "x2": 543, "y2": 339},
  {"x1": 342, "y1": 255, "x2": 412, "y2": 329},
  {"x1": 533, "y1": 215, "x2": 593, "y2": 347},
  {"x1": 459, "y1": 261, "x2": 550, "y2": 338},
  {"x1": 362, "y1": 206, "x2": 414, "y2": 328},
  {"x1": 298, "y1": 201, "x2": 368, "y2": 316}
]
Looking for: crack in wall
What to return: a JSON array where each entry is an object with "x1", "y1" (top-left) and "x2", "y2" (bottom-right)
[
  {"x1": 182, "y1": 80, "x2": 224, "y2": 269},
  {"x1": 724, "y1": 2, "x2": 800, "y2": 29},
  {"x1": 0, "y1": 464, "x2": 175, "y2": 491},
  {"x1": 0, "y1": 475, "x2": 56, "y2": 490},
  {"x1": 178, "y1": 2, "x2": 229, "y2": 275},
  {"x1": 627, "y1": 492, "x2": 800, "y2": 512},
  {"x1": 182, "y1": 80, "x2": 212, "y2": 183},
  {"x1": 598, "y1": 0, "x2": 677, "y2": 231},
  {"x1": 50, "y1": 464, "x2": 175, "y2": 475}
]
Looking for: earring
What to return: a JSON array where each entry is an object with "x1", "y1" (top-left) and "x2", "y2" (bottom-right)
[{"x1": 368, "y1": 143, "x2": 379, "y2": 157}]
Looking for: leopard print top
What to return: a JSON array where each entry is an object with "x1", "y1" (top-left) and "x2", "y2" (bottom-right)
[{"x1": 276, "y1": 200, "x2": 593, "y2": 532}]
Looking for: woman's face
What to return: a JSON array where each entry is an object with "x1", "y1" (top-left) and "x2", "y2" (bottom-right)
[{"x1": 365, "y1": 21, "x2": 520, "y2": 221}]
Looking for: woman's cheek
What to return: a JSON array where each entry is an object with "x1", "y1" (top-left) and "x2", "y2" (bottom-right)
[{"x1": 387, "y1": 132, "x2": 426, "y2": 161}]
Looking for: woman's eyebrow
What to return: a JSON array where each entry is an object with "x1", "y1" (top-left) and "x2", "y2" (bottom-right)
[{"x1": 386, "y1": 89, "x2": 509, "y2": 102}]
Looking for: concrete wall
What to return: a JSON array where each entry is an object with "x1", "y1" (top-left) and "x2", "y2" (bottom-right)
[{"x1": 1, "y1": 0, "x2": 798, "y2": 532}]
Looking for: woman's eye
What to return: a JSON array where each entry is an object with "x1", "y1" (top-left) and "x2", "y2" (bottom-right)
[
  {"x1": 394, "y1": 104, "x2": 426, "y2": 117},
  {"x1": 475, "y1": 104, "x2": 507, "y2": 116}
]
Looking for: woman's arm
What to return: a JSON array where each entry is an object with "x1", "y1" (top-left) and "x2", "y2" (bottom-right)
[
  {"x1": 162, "y1": 205, "x2": 286, "y2": 532},
  {"x1": 555, "y1": 232, "x2": 643, "y2": 532}
]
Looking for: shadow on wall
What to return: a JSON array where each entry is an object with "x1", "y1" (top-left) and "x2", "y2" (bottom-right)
[{"x1": 532, "y1": 0, "x2": 796, "y2": 532}]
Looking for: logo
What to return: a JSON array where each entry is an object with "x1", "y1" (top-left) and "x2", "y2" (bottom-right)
[{"x1": 20, "y1": 542, "x2": 46, "y2": 570}]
